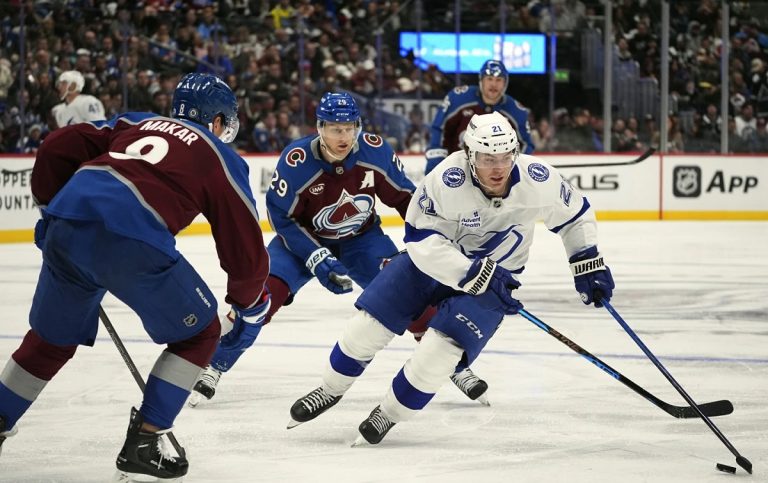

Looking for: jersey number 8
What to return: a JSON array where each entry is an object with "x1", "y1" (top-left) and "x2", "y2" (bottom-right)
[{"x1": 109, "y1": 136, "x2": 170, "y2": 165}]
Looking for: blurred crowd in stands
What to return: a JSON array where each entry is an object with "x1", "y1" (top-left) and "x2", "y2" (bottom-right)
[{"x1": 1, "y1": 0, "x2": 767, "y2": 154}]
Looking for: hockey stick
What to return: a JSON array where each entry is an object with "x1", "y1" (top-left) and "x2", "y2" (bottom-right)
[
  {"x1": 517, "y1": 309, "x2": 733, "y2": 419},
  {"x1": 602, "y1": 300, "x2": 751, "y2": 474},
  {"x1": 552, "y1": 147, "x2": 656, "y2": 169},
  {"x1": 330, "y1": 272, "x2": 354, "y2": 291},
  {"x1": 98, "y1": 305, "x2": 186, "y2": 458}
]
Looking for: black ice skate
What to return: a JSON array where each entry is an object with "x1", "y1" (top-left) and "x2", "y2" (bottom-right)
[
  {"x1": 451, "y1": 367, "x2": 490, "y2": 405},
  {"x1": 187, "y1": 366, "x2": 222, "y2": 407},
  {"x1": 0, "y1": 415, "x2": 18, "y2": 457},
  {"x1": 114, "y1": 407, "x2": 188, "y2": 482},
  {"x1": 287, "y1": 386, "x2": 342, "y2": 428},
  {"x1": 353, "y1": 405, "x2": 396, "y2": 446}
]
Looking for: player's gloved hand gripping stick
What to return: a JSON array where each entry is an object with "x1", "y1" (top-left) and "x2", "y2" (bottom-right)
[
  {"x1": 460, "y1": 257, "x2": 523, "y2": 315},
  {"x1": 220, "y1": 289, "x2": 272, "y2": 350},
  {"x1": 306, "y1": 247, "x2": 354, "y2": 294}
]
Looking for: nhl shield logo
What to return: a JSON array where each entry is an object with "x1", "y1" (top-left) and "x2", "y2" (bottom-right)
[
  {"x1": 672, "y1": 166, "x2": 701, "y2": 197},
  {"x1": 183, "y1": 314, "x2": 198, "y2": 327}
]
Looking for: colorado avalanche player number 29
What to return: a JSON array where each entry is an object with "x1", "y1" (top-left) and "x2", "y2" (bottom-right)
[{"x1": 191, "y1": 93, "x2": 492, "y2": 410}]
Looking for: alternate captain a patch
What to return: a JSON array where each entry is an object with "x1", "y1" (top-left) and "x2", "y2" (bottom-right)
[
  {"x1": 442, "y1": 167, "x2": 466, "y2": 187},
  {"x1": 527, "y1": 163, "x2": 549, "y2": 182}
]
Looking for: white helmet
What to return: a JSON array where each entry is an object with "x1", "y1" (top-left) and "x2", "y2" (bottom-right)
[
  {"x1": 464, "y1": 112, "x2": 519, "y2": 166},
  {"x1": 57, "y1": 70, "x2": 85, "y2": 100}
]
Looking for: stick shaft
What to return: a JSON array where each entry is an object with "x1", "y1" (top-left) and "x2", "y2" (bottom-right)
[
  {"x1": 602, "y1": 300, "x2": 749, "y2": 471},
  {"x1": 518, "y1": 309, "x2": 731, "y2": 419},
  {"x1": 98, "y1": 305, "x2": 185, "y2": 456}
]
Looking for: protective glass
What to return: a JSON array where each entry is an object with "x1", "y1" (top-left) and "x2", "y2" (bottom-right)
[
  {"x1": 474, "y1": 151, "x2": 516, "y2": 168},
  {"x1": 217, "y1": 116, "x2": 240, "y2": 144},
  {"x1": 318, "y1": 122, "x2": 361, "y2": 142}
]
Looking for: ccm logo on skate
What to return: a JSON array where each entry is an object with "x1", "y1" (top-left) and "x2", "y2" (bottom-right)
[{"x1": 456, "y1": 313, "x2": 483, "y2": 339}]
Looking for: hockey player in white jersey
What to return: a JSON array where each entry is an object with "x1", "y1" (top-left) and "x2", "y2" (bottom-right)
[
  {"x1": 288, "y1": 112, "x2": 615, "y2": 444},
  {"x1": 51, "y1": 70, "x2": 105, "y2": 128}
]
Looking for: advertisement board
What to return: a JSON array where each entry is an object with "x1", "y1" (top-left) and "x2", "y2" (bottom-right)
[
  {"x1": 399, "y1": 32, "x2": 547, "y2": 74},
  {"x1": 662, "y1": 155, "x2": 767, "y2": 219},
  {"x1": 1, "y1": 153, "x2": 765, "y2": 243}
]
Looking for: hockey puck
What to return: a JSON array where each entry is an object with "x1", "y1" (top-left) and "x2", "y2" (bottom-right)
[{"x1": 716, "y1": 463, "x2": 737, "y2": 474}]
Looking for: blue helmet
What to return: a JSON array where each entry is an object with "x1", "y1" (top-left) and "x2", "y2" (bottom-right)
[
  {"x1": 316, "y1": 92, "x2": 361, "y2": 125},
  {"x1": 171, "y1": 73, "x2": 239, "y2": 143},
  {"x1": 479, "y1": 59, "x2": 509, "y2": 82},
  {"x1": 478, "y1": 60, "x2": 509, "y2": 102}
]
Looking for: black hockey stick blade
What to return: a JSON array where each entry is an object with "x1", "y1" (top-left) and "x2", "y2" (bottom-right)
[
  {"x1": 518, "y1": 309, "x2": 733, "y2": 419},
  {"x1": 665, "y1": 399, "x2": 733, "y2": 419},
  {"x1": 553, "y1": 147, "x2": 656, "y2": 169},
  {"x1": 736, "y1": 455, "x2": 753, "y2": 474}
]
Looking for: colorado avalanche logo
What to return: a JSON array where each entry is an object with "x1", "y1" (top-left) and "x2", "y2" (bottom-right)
[
  {"x1": 527, "y1": 163, "x2": 549, "y2": 182},
  {"x1": 442, "y1": 167, "x2": 466, "y2": 187},
  {"x1": 363, "y1": 133, "x2": 383, "y2": 147},
  {"x1": 285, "y1": 147, "x2": 306, "y2": 168},
  {"x1": 312, "y1": 189, "x2": 374, "y2": 238}
]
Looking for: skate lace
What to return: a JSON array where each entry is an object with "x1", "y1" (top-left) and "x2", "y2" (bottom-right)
[
  {"x1": 304, "y1": 388, "x2": 336, "y2": 412},
  {"x1": 451, "y1": 369, "x2": 480, "y2": 394},
  {"x1": 200, "y1": 367, "x2": 221, "y2": 388},
  {"x1": 152, "y1": 431, "x2": 178, "y2": 468},
  {"x1": 367, "y1": 408, "x2": 394, "y2": 434}
]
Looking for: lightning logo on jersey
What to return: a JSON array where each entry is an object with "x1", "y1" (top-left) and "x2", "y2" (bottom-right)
[
  {"x1": 312, "y1": 189, "x2": 374, "y2": 238},
  {"x1": 458, "y1": 225, "x2": 523, "y2": 265}
]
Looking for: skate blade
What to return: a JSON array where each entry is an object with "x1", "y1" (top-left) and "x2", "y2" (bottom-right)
[
  {"x1": 476, "y1": 393, "x2": 490, "y2": 406},
  {"x1": 113, "y1": 469, "x2": 184, "y2": 482},
  {"x1": 350, "y1": 435, "x2": 370, "y2": 447},
  {"x1": 286, "y1": 418, "x2": 303, "y2": 429},
  {"x1": 187, "y1": 392, "x2": 203, "y2": 408}
]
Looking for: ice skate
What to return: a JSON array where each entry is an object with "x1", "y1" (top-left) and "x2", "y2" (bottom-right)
[
  {"x1": 0, "y1": 415, "x2": 18, "y2": 457},
  {"x1": 352, "y1": 405, "x2": 396, "y2": 446},
  {"x1": 450, "y1": 367, "x2": 490, "y2": 405},
  {"x1": 113, "y1": 408, "x2": 188, "y2": 482},
  {"x1": 188, "y1": 366, "x2": 221, "y2": 407},
  {"x1": 287, "y1": 386, "x2": 342, "y2": 428}
]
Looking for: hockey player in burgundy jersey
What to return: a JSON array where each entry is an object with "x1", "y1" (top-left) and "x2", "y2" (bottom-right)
[
  {"x1": 0, "y1": 73, "x2": 270, "y2": 481},
  {"x1": 424, "y1": 60, "x2": 535, "y2": 175},
  {"x1": 190, "y1": 93, "x2": 489, "y2": 409}
]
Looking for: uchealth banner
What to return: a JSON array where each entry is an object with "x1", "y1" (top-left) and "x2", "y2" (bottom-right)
[{"x1": 1, "y1": 153, "x2": 766, "y2": 243}]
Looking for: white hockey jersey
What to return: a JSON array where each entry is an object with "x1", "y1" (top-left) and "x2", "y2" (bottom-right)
[
  {"x1": 404, "y1": 151, "x2": 599, "y2": 291},
  {"x1": 52, "y1": 94, "x2": 106, "y2": 128}
]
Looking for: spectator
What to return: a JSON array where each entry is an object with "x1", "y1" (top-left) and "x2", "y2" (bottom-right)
[
  {"x1": 560, "y1": 108, "x2": 597, "y2": 152},
  {"x1": 735, "y1": 103, "x2": 758, "y2": 140},
  {"x1": 129, "y1": 70, "x2": 156, "y2": 112},
  {"x1": 19, "y1": 124, "x2": 44, "y2": 154},
  {"x1": 271, "y1": 0, "x2": 295, "y2": 30},
  {"x1": 252, "y1": 112, "x2": 289, "y2": 153}
]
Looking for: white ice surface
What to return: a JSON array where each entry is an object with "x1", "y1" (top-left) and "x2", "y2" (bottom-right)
[{"x1": 0, "y1": 222, "x2": 766, "y2": 482}]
